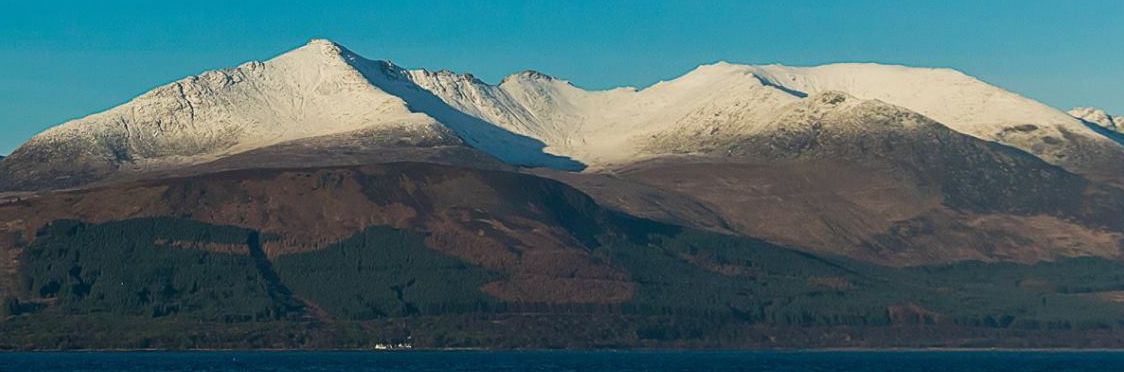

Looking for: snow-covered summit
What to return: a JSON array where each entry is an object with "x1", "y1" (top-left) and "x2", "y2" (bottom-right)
[
  {"x1": 30, "y1": 38, "x2": 444, "y2": 156},
  {"x1": 1070, "y1": 107, "x2": 1123, "y2": 133},
  {"x1": 501, "y1": 70, "x2": 558, "y2": 83},
  {"x1": 0, "y1": 39, "x2": 458, "y2": 189}
]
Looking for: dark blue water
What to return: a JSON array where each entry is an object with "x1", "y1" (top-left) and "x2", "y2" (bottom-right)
[{"x1": 1, "y1": 351, "x2": 1123, "y2": 371}]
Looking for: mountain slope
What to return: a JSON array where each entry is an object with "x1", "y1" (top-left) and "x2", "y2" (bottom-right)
[
  {"x1": 6, "y1": 163, "x2": 1124, "y2": 349},
  {"x1": 0, "y1": 163, "x2": 636, "y2": 305},
  {"x1": 565, "y1": 92, "x2": 1124, "y2": 265},
  {"x1": 740, "y1": 64, "x2": 1124, "y2": 175}
]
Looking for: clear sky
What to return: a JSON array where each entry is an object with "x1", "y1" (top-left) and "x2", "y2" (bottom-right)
[{"x1": 2, "y1": 0, "x2": 1122, "y2": 155}]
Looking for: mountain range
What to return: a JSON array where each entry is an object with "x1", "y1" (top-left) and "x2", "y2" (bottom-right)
[
  {"x1": 2, "y1": 39, "x2": 1124, "y2": 349},
  {"x1": 5, "y1": 39, "x2": 1122, "y2": 187}
]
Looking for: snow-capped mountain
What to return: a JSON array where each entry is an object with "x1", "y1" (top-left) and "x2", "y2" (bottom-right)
[
  {"x1": 0, "y1": 40, "x2": 582, "y2": 190},
  {"x1": 3, "y1": 39, "x2": 1122, "y2": 191},
  {"x1": 1070, "y1": 107, "x2": 1123, "y2": 133},
  {"x1": 594, "y1": 89, "x2": 1124, "y2": 265},
  {"x1": 55, "y1": 39, "x2": 459, "y2": 157},
  {"x1": 411, "y1": 61, "x2": 1121, "y2": 172},
  {"x1": 0, "y1": 40, "x2": 464, "y2": 189}
]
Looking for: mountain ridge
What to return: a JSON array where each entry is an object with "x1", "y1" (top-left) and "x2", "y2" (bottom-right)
[{"x1": 4, "y1": 39, "x2": 1122, "y2": 192}]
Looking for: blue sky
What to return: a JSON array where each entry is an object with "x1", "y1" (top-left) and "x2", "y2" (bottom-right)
[{"x1": 2, "y1": 0, "x2": 1122, "y2": 155}]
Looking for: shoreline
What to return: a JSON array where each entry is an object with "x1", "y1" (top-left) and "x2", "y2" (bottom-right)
[{"x1": 5, "y1": 347, "x2": 1124, "y2": 353}]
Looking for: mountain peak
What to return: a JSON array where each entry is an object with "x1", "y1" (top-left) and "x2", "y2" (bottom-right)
[
  {"x1": 306, "y1": 38, "x2": 340, "y2": 47},
  {"x1": 270, "y1": 38, "x2": 359, "y2": 66},
  {"x1": 0, "y1": 37, "x2": 456, "y2": 190},
  {"x1": 1070, "y1": 107, "x2": 1123, "y2": 132},
  {"x1": 688, "y1": 61, "x2": 751, "y2": 74},
  {"x1": 303, "y1": 38, "x2": 355, "y2": 55},
  {"x1": 667, "y1": 62, "x2": 761, "y2": 86},
  {"x1": 502, "y1": 70, "x2": 556, "y2": 84},
  {"x1": 699, "y1": 60, "x2": 738, "y2": 68}
]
